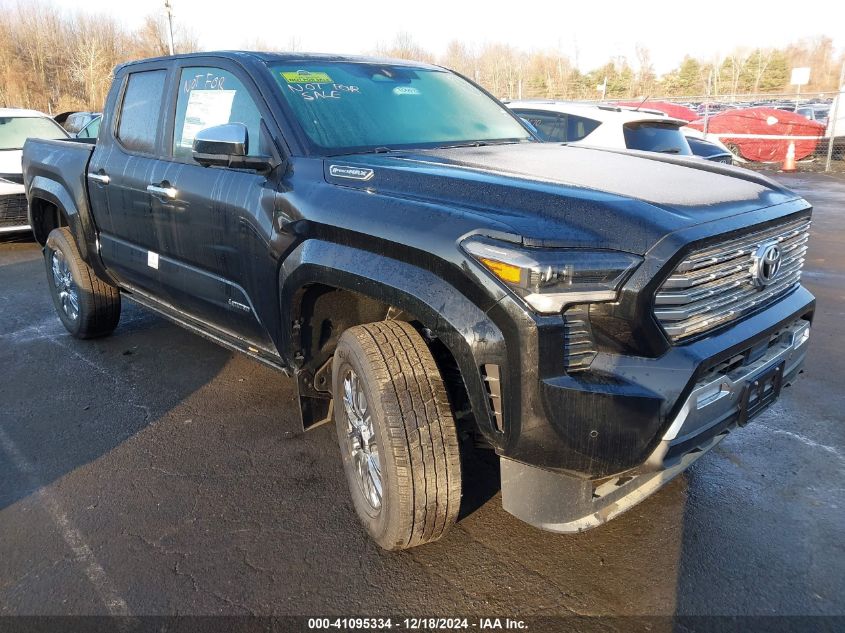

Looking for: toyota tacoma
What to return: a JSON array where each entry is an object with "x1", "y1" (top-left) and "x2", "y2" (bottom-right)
[{"x1": 22, "y1": 52, "x2": 814, "y2": 550}]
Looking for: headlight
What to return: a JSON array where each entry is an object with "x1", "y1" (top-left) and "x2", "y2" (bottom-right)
[{"x1": 462, "y1": 237, "x2": 642, "y2": 314}]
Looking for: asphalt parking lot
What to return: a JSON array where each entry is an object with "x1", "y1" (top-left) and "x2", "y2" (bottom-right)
[{"x1": 1, "y1": 172, "x2": 843, "y2": 623}]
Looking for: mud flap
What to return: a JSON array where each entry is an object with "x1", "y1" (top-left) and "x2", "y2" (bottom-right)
[{"x1": 297, "y1": 357, "x2": 333, "y2": 431}]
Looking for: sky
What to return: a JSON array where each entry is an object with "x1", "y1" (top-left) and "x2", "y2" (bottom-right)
[{"x1": 50, "y1": 0, "x2": 845, "y2": 74}]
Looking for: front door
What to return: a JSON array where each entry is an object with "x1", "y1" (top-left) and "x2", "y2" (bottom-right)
[{"x1": 149, "y1": 64, "x2": 278, "y2": 350}]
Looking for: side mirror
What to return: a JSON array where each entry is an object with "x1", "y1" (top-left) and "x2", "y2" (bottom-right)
[{"x1": 192, "y1": 123, "x2": 275, "y2": 171}]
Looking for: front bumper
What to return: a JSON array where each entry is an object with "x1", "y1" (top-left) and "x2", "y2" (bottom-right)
[
  {"x1": 492, "y1": 284, "x2": 814, "y2": 477},
  {"x1": 501, "y1": 315, "x2": 811, "y2": 533}
]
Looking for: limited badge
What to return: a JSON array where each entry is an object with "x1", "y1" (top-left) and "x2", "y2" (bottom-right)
[{"x1": 330, "y1": 165, "x2": 375, "y2": 181}]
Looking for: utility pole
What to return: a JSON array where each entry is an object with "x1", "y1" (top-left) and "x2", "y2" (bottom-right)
[
  {"x1": 164, "y1": 0, "x2": 175, "y2": 56},
  {"x1": 825, "y1": 62, "x2": 845, "y2": 173}
]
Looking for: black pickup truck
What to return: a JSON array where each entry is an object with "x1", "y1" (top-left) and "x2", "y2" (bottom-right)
[{"x1": 22, "y1": 52, "x2": 814, "y2": 550}]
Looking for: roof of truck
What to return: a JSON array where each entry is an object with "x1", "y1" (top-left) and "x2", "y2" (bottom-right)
[{"x1": 117, "y1": 51, "x2": 443, "y2": 72}]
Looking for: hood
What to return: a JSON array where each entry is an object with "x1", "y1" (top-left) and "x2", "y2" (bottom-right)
[
  {"x1": 0, "y1": 149, "x2": 23, "y2": 176},
  {"x1": 323, "y1": 143, "x2": 800, "y2": 254}
]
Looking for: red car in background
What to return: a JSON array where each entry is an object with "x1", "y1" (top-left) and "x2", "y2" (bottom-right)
[{"x1": 688, "y1": 107, "x2": 825, "y2": 162}]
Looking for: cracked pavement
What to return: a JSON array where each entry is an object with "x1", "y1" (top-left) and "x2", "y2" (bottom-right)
[{"x1": 0, "y1": 172, "x2": 843, "y2": 617}]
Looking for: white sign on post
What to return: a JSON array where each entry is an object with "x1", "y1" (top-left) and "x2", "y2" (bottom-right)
[{"x1": 790, "y1": 67, "x2": 811, "y2": 86}]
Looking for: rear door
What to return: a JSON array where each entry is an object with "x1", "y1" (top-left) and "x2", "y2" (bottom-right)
[
  {"x1": 148, "y1": 61, "x2": 280, "y2": 349},
  {"x1": 91, "y1": 66, "x2": 171, "y2": 294}
]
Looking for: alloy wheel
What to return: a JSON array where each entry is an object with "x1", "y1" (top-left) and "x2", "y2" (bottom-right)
[
  {"x1": 51, "y1": 250, "x2": 79, "y2": 322},
  {"x1": 342, "y1": 369, "x2": 382, "y2": 512}
]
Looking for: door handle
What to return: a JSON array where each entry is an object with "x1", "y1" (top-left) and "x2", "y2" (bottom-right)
[
  {"x1": 87, "y1": 173, "x2": 110, "y2": 185},
  {"x1": 147, "y1": 183, "x2": 178, "y2": 199}
]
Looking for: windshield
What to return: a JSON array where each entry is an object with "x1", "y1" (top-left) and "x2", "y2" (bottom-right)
[
  {"x1": 268, "y1": 62, "x2": 533, "y2": 154},
  {"x1": 0, "y1": 116, "x2": 67, "y2": 150}
]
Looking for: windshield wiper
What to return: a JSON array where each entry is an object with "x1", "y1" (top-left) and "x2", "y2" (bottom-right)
[
  {"x1": 658, "y1": 148, "x2": 681, "y2": 154},
  {"x1": 435, "y1": 140, "x2": 520, "y2": 150},
  {"x1": 328, "y1": 146, "x2": 398, "y2": 157},
  {"x1": 431, "y1": 142, "x2": 486, "y2": 149}
]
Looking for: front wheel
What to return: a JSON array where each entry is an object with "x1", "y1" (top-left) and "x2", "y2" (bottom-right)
[
  {"x1": 45, "y1": 227, "x2": 121, "y2": 338},
  {"x1": 332, "y1": 321, "x2": 462, "y2": 550}
]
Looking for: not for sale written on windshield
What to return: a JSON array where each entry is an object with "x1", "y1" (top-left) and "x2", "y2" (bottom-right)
[{"x1": 281, "y1": 71, "x2": 360, "y2": 101}]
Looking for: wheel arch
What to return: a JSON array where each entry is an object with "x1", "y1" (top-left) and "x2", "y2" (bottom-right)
[
  {"x1": 27, "y1": 176, "x2": 114, "y2": 284},
  {"x1": 27, "y1": 176, "x2": 85, "y2": 245},
  {"x1": 28, "y1": 188, "x2": 72, "y2": 246},
  {"x1": 279, "y1": 240, "x2": 507, "y2": 443}
]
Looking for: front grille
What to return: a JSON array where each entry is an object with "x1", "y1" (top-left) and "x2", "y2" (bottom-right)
[
  {"x1": 654, "y1": 218, "x2": 811, "y2": 341},
  {"x1": 0, "y1": 194, "x2": 28, "y2": 228}
]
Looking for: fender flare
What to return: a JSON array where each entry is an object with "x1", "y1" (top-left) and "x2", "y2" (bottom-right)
[
  {"x1": 28, "y1": 175, "x2": 112, "y2": 283},
  {"x1": 279, "y1": 239, "x2": 508, "y2": 441}
]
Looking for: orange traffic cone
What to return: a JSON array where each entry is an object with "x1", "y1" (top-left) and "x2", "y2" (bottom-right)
[{"x1": 782, "y1": 141, "x2": 797, "y2": 172}]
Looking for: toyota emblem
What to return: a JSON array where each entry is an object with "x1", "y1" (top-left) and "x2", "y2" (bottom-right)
[{"x1": 751, "y1": 242, "x2": 782, "y2": 287}]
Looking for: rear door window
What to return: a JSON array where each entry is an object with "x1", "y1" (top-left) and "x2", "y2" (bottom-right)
[
  {"x1": 516, "y1": 111, "x2": 566, "y2": 141},
  {"x1": 117, "y1": 70, "x2": 167, "y2": 154},
  {"x1": 622, "y1": 122, "x2": 691, "y2": 155},
  {"x1": 513, "y1": 110, "x2": 600, "y2": 142},
  {"x1": 566, "y1": 114, "x2": 601, "y2": 141}
]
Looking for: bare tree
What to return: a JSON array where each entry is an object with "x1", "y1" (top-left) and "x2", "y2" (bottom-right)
[
  {"x1": 747, "y1": 48, "x2": 775, "y2": 93},
  {"x1": 69, "y1": 15, "x2": 118, "y2": 109},
  {"x1": 377, "y1": 32, "x2": 433, "y2": 62},
  {"x1": 133, "y1": 12, "x2": 197, "y2": 58},
  {"x1": 721, "y1": 49, "x2": 750, "y2": 100},
  {"x1": 0, "y1": 1, "x2": 841, "y2": 112},
  {"x1": 443, "y1": 40, "x2": 477, "y2": 79},
  {"x1": 634, "y1": 44, "x2": 656, "y2": 97}
]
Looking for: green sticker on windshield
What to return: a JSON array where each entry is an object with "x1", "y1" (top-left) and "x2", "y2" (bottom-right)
[{"x1": 281, "y1": 70, "x2": 333, "y2": 83}]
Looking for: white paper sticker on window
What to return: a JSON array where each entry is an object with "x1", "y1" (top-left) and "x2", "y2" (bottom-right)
[
  {"x1": 179, "y1": 89, "x2": 237, "y2": 148},
  {"x1": 147, "y1": 251, "x2": 159, "y2": 269}
]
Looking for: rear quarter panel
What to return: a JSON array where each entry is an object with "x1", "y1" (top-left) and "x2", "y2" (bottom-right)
[{"x1": 22, "y1": 138, "x2": 101, "y2": 266}]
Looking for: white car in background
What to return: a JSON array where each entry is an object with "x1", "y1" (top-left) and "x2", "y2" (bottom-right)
[
  {"x1": 508, "y1": 100, "x2": 735, "y2": 163},
  {"x1": 1, "y1": 108, "x2": 68, "y2": 233}
]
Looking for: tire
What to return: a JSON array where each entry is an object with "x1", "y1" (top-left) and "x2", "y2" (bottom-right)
[
  {"x1": 332, "y1": 320, "x2": 462, "y2": 550},
  {"x1": 45, "y1": 227, "x2": 121, "y2": 338}
]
